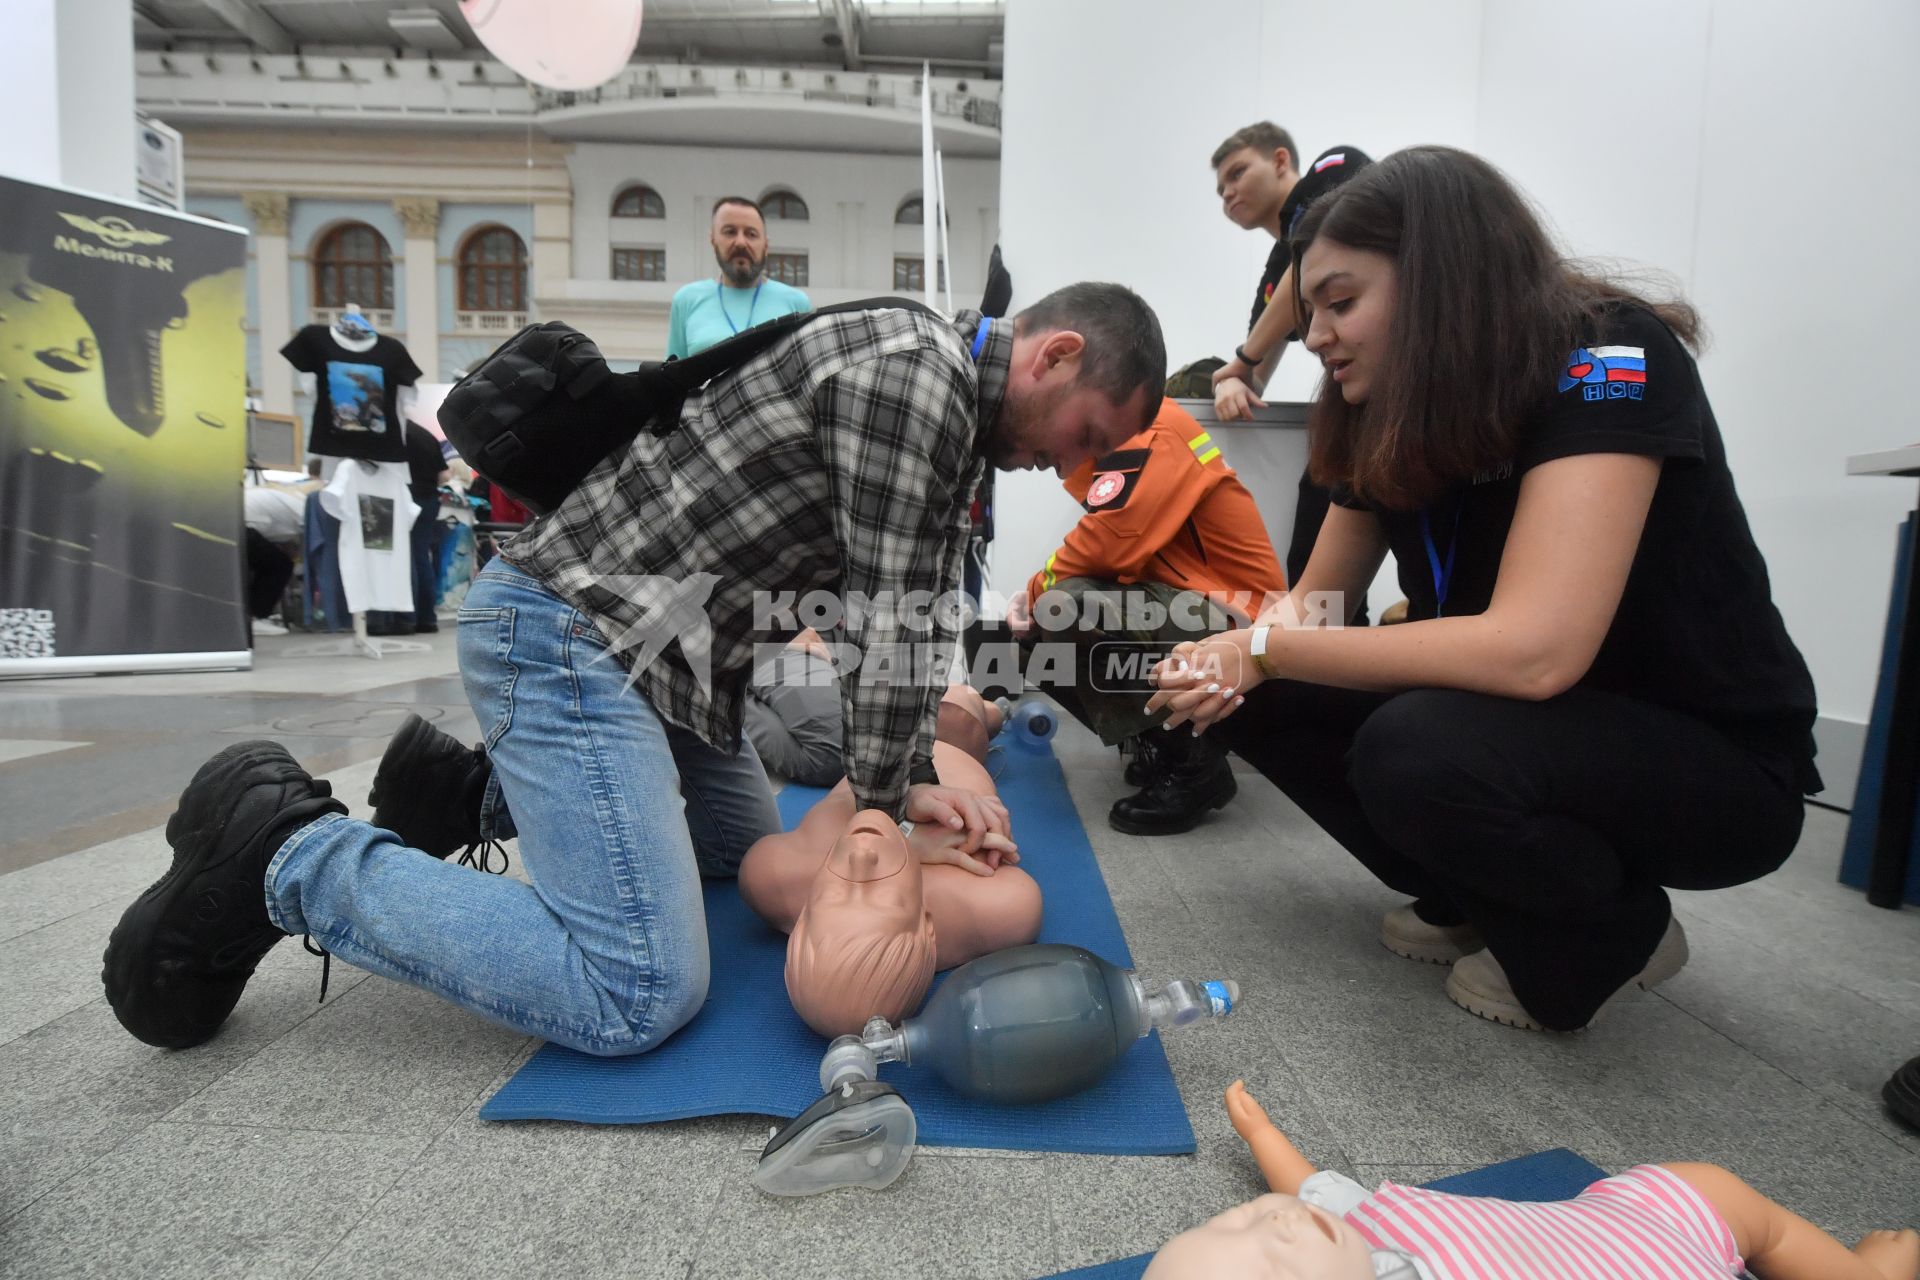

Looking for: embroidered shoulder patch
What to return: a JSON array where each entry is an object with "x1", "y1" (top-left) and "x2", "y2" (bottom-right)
[
  {"x1": 1558, "y1": 345, "x2": 1646, "y2": 401},
  {"x1": 1087, "y1": 471, "x2": 1127, "y2": 507}
]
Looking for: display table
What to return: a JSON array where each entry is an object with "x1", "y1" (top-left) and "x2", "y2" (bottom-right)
[{"x1": 1845, "y1": 446, "x2": 1920, "y2": 909}]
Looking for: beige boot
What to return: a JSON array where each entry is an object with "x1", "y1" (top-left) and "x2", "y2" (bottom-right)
[
  {"x1": 1380, "y1": 902, "x2": 1484, "y2": 965},
  {"x1": 1445, "y1": 917, "x2": 1690, "y2": 1031}
]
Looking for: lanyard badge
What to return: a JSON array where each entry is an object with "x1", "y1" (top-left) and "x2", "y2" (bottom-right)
[{"x1": 1419, "y1": 504, "x2": 1462, "y2": 616}]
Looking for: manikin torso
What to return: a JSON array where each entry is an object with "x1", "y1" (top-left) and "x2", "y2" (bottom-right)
[{"x1": 741, "y1": 687, "x2": 1042, "y2": 1036}]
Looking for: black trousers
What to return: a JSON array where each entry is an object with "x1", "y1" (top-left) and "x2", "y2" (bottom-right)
[
  {"x1": 1212, "y1": 680, "x2": 1806, "y2": 1029},
  {"x1": 410, "y1": 504, "x2": 439, "y2": 628},
  {"x1": 244, "y1": 528, "x2": 294, "y2": 619}
]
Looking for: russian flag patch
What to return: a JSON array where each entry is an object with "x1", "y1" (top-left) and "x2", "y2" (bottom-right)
[{"x1": 1559, "y1": 345, "x2": 1647, "y2": 400}]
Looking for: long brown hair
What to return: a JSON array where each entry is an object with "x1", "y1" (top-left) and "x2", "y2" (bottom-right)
[{"x1": 1290, "y1": 146, "x2": 1701, "y2": 510}]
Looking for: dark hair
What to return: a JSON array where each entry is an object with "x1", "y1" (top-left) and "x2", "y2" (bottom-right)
[
  {"x1": 1289, "y1": 146, "x2": 1701, "y2": 510},
  {"x1": 1014, "y1": 282, "x2": 1167, "y2": 425},
  {"x1": 711, "y1": 196, "x2": 763, "y2": 221},
  {"x1": 1210, "y1": 122, "x2": 1298, "y2": 173}
]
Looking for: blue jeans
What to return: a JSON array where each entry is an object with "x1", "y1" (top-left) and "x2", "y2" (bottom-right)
[{"x1": 265, "y1": 558, "x2": 781, "y2": 1055}]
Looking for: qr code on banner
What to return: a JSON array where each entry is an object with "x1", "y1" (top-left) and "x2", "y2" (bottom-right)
[{"x1": 0, "y1": 609, "x2": 56, "y2": 659}]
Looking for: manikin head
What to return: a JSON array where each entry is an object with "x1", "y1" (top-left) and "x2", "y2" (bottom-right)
[
  {"x1": 1144, "y1": 1193, "x2": 1375, "y2": 1280},
  {"x1": 785, "y1": 810, "x2": 938, "y2": 1038},
  {"x1": 710, "y1": 197, "x2": 768, "y2": 288}
]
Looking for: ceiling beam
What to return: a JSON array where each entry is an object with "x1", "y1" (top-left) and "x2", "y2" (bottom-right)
[
  {"x1": 198, "y1": 0, "x2": 296, "y2": 54},
  {"x1": 829, "y1": 0, "x2": 863, "y2": 71}
]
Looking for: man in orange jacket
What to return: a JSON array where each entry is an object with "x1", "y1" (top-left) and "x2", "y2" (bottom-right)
[{"x1": 1012, "y1": 399, "x2": 1286, "y2": 835}]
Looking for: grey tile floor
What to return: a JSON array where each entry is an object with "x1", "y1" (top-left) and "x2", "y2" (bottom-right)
[{"x1": 3, "y1": 635, "x2": 1917, "y2": 1277}]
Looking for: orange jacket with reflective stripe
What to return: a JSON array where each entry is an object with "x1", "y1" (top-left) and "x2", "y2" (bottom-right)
[{"x1": 1027, "y1": 401, "x2": 1286, "y2": 616}]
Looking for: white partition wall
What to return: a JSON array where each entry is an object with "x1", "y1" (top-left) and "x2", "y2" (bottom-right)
[
  {"x1": 995, "y1": 0, "x2": 1273, "y2": 609},
  {"x1": 997, "y1": 0, "x2": 1920, "y2": 797}
]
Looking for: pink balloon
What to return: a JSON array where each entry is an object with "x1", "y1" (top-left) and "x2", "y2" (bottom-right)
[{"x1": 459, "y1": 0, "x2": 644, "y2": 92}]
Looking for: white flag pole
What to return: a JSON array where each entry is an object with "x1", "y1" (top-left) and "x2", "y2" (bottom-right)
[
  {"x1": 920, "y1": 61, "x2": 938, "y2": 309},
  {"x1": 935, "y1": 146, "x2": 955, "y2": 312}
]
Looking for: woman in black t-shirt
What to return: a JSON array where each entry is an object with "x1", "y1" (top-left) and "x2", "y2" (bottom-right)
[{"x1": 1149, "y1": 146, "x2": 1820, "y2": 1033}]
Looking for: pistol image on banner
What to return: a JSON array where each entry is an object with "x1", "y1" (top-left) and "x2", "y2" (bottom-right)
[{"x1": 24, "y1": 215, "x2": 194, "y2": 438}]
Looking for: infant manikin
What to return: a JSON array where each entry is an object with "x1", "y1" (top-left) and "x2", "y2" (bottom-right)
[
  {"x1": 1144, "y1": 1082, "x2": 1920, "y2": 1280},
  {"x1": 741, "y1": 685, "x2": 1041, "y2": 1037}
]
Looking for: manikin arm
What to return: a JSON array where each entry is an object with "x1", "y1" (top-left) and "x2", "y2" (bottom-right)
[
  {"x1": 1662, "y1": 1163, "x2": 1918, "y2": 1280},
  {"x1": 1225, "y1": 1080, "x2": 1319, "y2": 1195}
]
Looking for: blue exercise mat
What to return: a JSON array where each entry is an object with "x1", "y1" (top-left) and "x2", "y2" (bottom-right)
[
  {"x1": 1043, "y1": 1148, "x2": 1610, "y2": 1280},
  {"x1": 480, "y1": 740, "x2": 1197, "y2": 1156}
]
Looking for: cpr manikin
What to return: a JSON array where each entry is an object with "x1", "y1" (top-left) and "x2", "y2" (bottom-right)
[
  {"x1": 741, "y1": 684, "x2": 1041, "y2": 1036},
  {"x1": 1142, "y1": 1080, "x2": 1920, "y2": 1280},
  {"x1": 783, "y1": 812, "x2": 937, "y2": 1036},
  {"x1": 749, "y1": 690, "x2": 1243, "y2": 1197}
]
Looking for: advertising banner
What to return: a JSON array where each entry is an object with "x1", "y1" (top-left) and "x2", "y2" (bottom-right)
[{"x1": 0, "y1": 172, "x2": 250, "y2": 675}]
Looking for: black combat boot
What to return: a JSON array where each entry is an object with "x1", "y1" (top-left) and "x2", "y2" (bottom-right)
[
  {"x1": 367, "y1": 714, "x2": 506, "y2": 872},
  {"x1": 1121, "y1": 730, "x2": 1166, "y2": 788},
  {"x1": 1108, "y1": 728, "x2": 1237, "y2": 835}
]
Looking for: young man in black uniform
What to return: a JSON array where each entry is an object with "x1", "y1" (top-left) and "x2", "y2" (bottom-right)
[{"x1": 1208, "y1": 123, "x2": 1373, "y2": 621}]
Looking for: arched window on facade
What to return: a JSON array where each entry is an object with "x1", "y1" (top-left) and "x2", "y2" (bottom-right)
[
  {"x1": 458, "y1": 224, "x2": 528, "y2": 313},
  {"x1": 312, "y1": 222, "x2": 395, "y2": 310},
  {"x1": 761, "y1": 189, "x2": 809, "y2": 221},
  {"x1": 895, "y1": 196, "x2": 923, "y2": 225},
  {"x1": 612, "y1": 184, "x2": 665, "y2": 218}
]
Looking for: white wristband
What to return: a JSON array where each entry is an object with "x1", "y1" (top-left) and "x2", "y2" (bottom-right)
[
  {"x1": 1249, "y1": 625, "x2": 1275, "y2": 679},
  {"x1": 898, "y1": 819, "x2": 916, "y2": 839}
]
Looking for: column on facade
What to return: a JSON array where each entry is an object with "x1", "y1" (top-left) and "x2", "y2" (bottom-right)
[
  {"x1": 840, "y1": 200, "x2": 863, "y2": 294},
  {"x1": 393, "y1": 197, "x2": 441, "y2": 382},
  {"x1": 530, "y1": 199, "x2": 571, "y2": 317},
  {"x1": 242, "y1": 191, "x2": 294, "y2": 416},
  {"x1": 688, "y1": 193, "x2": 713, "y2": 290}
]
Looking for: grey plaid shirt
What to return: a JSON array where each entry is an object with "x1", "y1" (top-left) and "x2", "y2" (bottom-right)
[{"x1": 505, "y1": 307, "x2": 1007, "y2": 819}]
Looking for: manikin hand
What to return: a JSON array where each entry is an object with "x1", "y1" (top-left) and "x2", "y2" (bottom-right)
[{"x1": 1142, "y1": 1193, "x2": 1376, "y2": 1280}]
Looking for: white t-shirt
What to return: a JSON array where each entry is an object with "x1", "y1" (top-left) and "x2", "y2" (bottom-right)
[{"x1": 320, "y1": 461, "x2": 418, "y2": 613}]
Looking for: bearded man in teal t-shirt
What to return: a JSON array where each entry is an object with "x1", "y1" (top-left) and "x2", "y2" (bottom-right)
[{"x1": 666, "y1": 196, "x2": 812, "y2": 358}]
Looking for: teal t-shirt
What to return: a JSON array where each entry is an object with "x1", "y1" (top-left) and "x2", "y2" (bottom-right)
[{"x1": 666, "y1": 277, "x2": 812, "y2": 357}]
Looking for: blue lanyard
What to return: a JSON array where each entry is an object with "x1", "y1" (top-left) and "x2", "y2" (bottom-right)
[
  {"x1": 1419, "y1": 503, "x2": 1462, "y2": 616},
  {"x1": 971, "y1": 316, "x2": 992, "y2": 361},
  {"x1": 716, "y1": 280, "x2": 764, "y2": 335}
]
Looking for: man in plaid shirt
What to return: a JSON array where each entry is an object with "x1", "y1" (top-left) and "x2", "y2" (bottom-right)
[{"x1": 103, "y1": 284, "x2": 1167, "y2": 1061}]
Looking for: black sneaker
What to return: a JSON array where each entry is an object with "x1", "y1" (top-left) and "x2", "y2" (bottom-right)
[
  {"x1": 101, "y1": 742, "x2": 345, "y2": 1049},
  {"x1": 1886, "y1": 1056, "x2": 1920, "y2": 1132},
  {"x1": 367, "y1": 714, "x2": 504, "y2": 872},
  {"x1": 1108, "y1": 730, "x2": 1237, "y2": 836}
]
